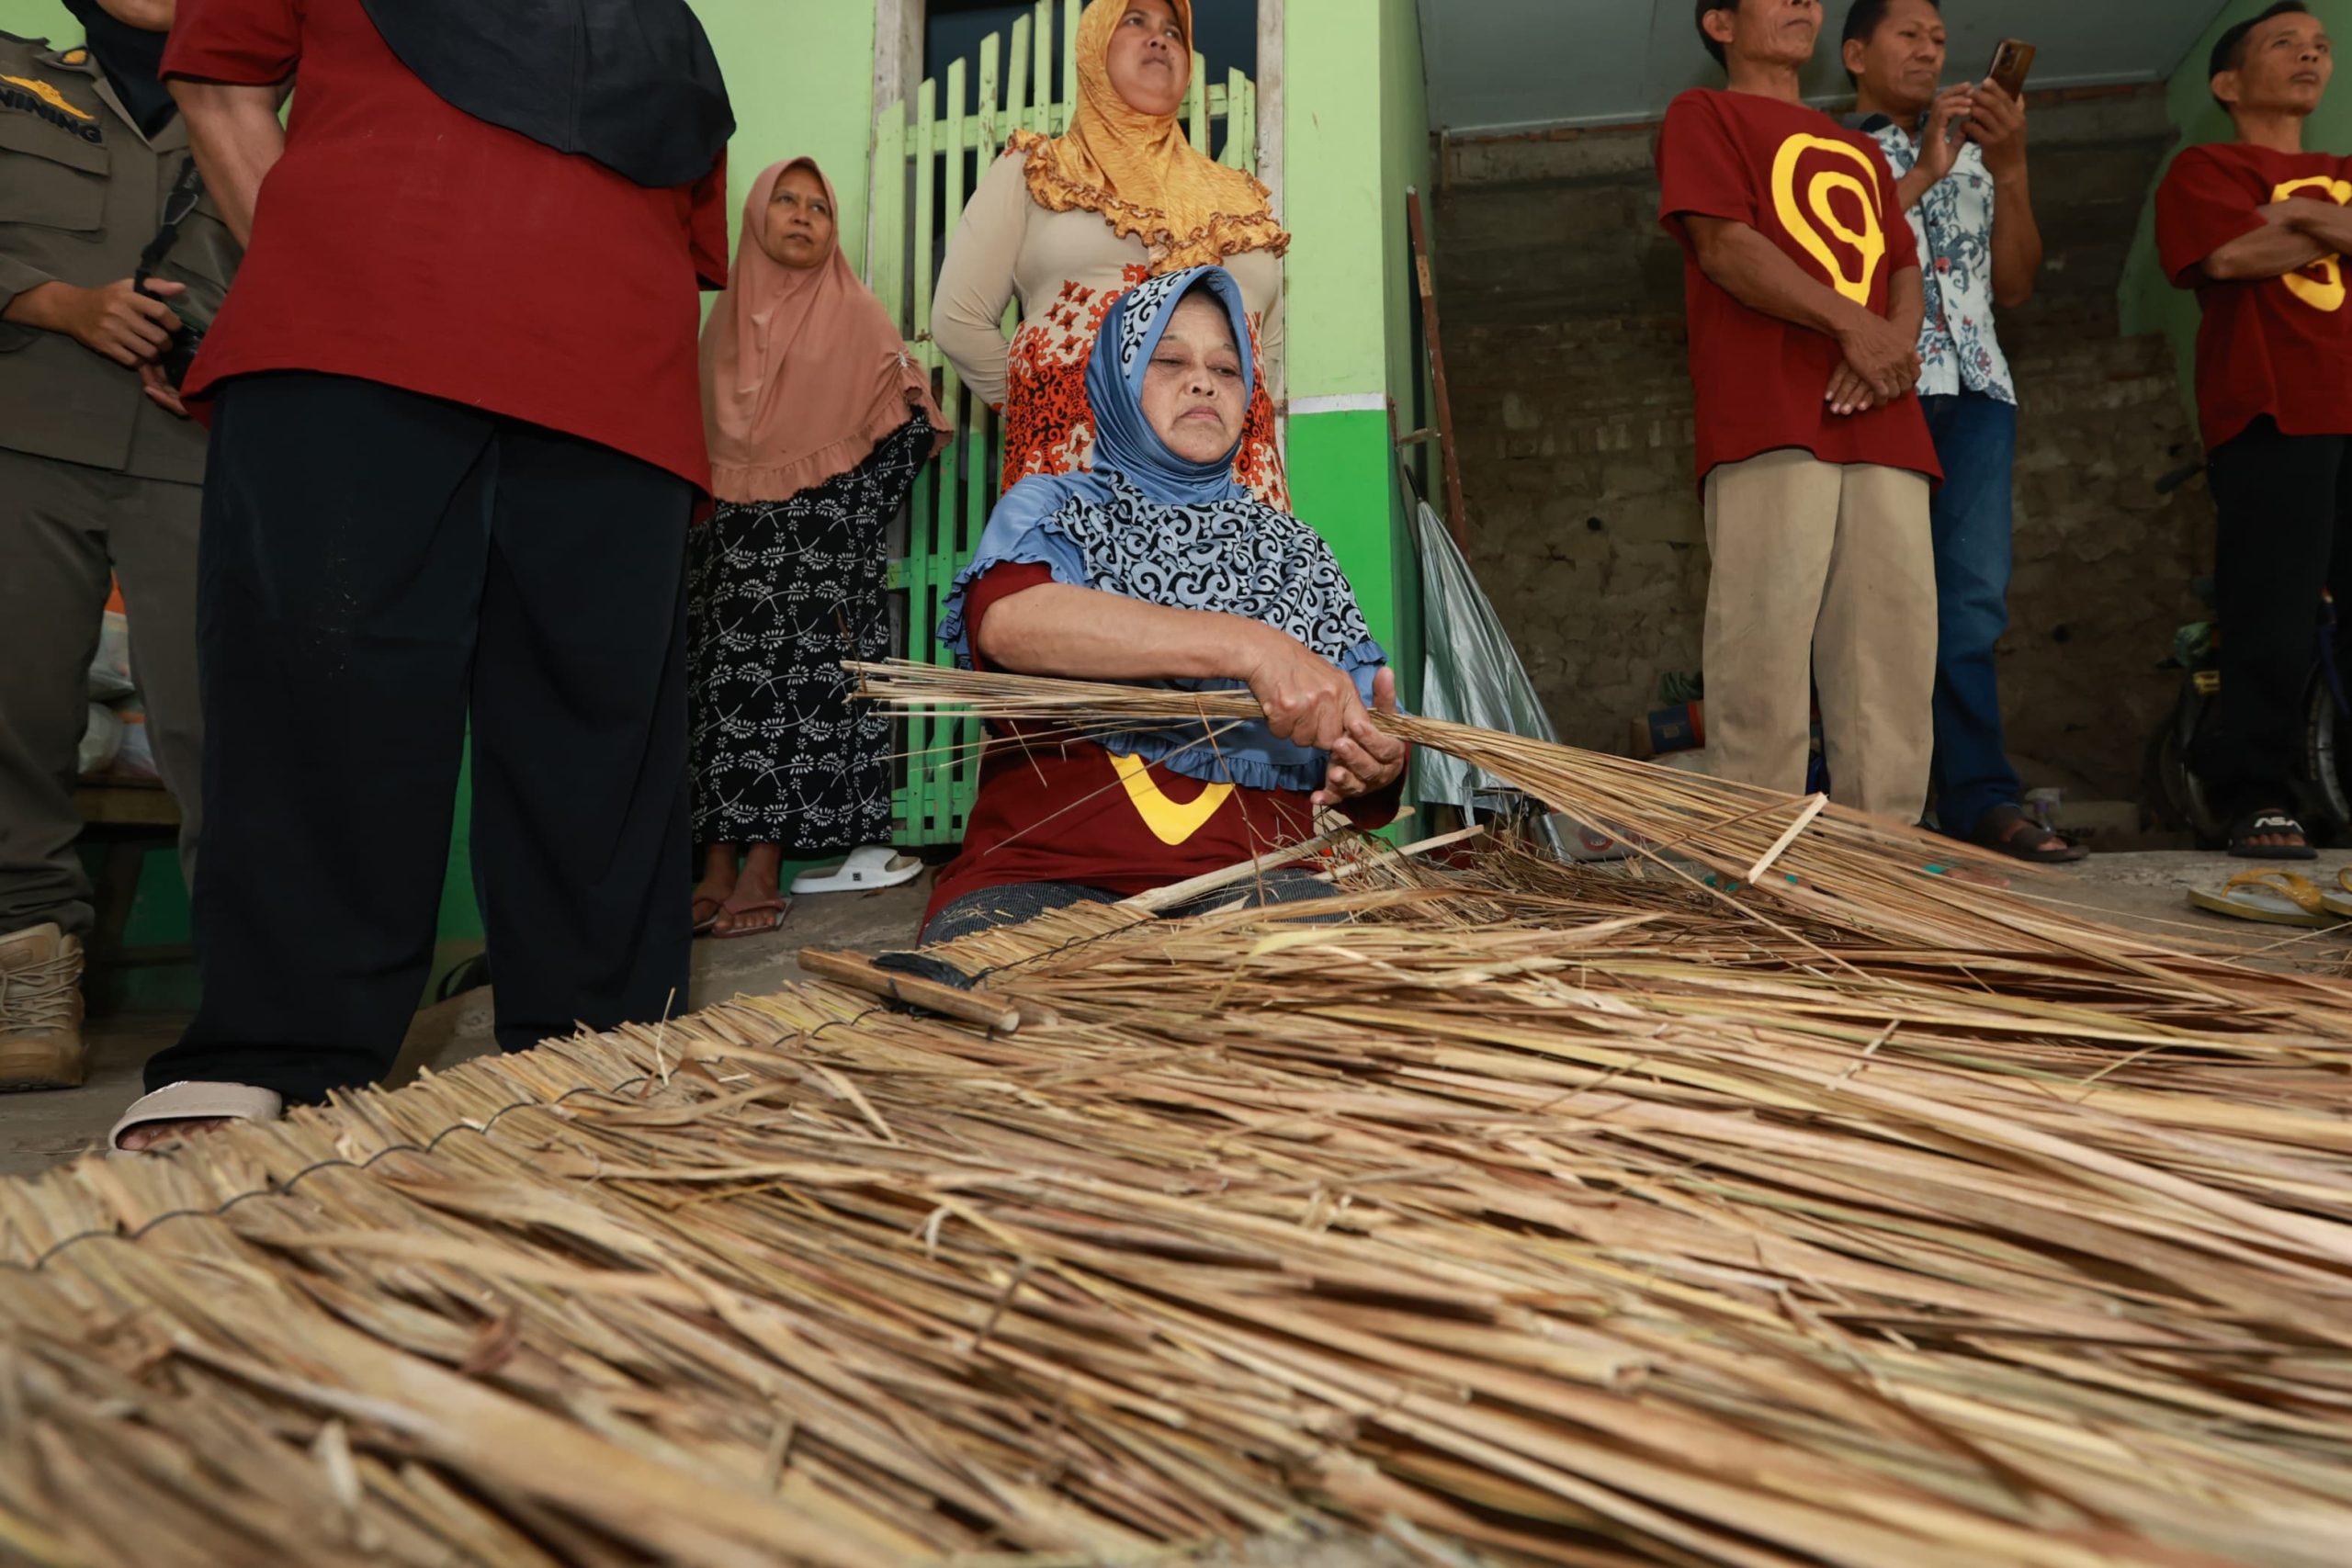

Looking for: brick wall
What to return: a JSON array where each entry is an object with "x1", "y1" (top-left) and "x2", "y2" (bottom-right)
[{"x1": 1431, "y1": 88, "x2": 2210, "y2": 802}]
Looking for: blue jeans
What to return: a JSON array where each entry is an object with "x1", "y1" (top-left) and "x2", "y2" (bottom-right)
[{"x1": 1918, "y1": 393, "x2": 2023, "y2": 840}]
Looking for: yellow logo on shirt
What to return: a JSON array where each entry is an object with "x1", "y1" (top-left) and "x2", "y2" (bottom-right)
[
  {"x1": 1772, "y1": 134, "x2": 1887, "y2": 306},
  {"x1": 2272, "y1": 175, "x2": 2352, "y2": 312},
  {"x1": 1109, "y1": 752, "x2": 1233, "y2": 846},
  {"x1": 0, "y1": 74, "x2": 92, "y2": 121}
]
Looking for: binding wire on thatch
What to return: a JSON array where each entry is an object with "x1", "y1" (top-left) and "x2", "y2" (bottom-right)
[{"x1": 2, "y1": 673, "x2": 2349, "y2": 1565}]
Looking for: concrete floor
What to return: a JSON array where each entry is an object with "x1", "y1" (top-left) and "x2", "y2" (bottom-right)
[
  {"x1": 0, "y1": 880, "x2": 931, "y2": 1179},
  {"x1": 6, "y1": 852, "x2": 2346, "y2": 1179}
]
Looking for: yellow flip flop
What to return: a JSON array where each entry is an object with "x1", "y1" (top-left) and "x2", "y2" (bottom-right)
[
  {"x1": 2188, "y1": 869, "x2": 2342, "y2": 928},
  {"x1": 2323, "y1": 867, "x2": 2352, "y2": 920}
]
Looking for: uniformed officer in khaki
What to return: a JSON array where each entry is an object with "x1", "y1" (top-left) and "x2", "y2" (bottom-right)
[{"x1": 0, "y1": 1, "x2": 238, "y2": 1090}]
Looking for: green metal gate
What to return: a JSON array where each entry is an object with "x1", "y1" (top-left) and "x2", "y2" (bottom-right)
[{"x1": 866, "y1": 0, "x2": 1260, "y2": 844}]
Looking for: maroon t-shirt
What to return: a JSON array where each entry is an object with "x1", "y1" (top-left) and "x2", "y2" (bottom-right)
[
  {"x1": 2157, "y1": 141, "x2": 2352, "y2": 451},
  {"x1": 163, "y1": 0, "x2": 729, "y2": 489},
  {"x1": 1656, "y1": 88, "x2": 1940, "y2": 486},
  {"x1": 924, "y1": 564, "x2": 1405, "y2": 926}
]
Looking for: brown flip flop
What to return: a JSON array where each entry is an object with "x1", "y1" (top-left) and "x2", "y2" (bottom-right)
[
  {"x1": 712, "y1": 898, "x2": 791, "y2": 940},
  {"x1": 1970, "y1": 804, "x2": 2087, "y2": 864}
]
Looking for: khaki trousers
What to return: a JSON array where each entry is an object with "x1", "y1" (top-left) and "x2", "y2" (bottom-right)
[
  {"x1": 0, "y1": 447, "x2": 204, "y2": 939},
  {"x1": 1701, "y1": 449, "x2": 1936, "y2": 823}
]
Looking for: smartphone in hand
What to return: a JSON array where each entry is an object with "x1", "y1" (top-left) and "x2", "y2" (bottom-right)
[{"x1": 1986, "y1": 39, "x2": 2036, "y2": 100}]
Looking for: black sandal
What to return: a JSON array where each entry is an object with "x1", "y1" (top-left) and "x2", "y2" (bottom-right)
[
  {"x1": 1969, "y1": 804, "x2": 2088, "y2": 864},
  {"x1": 2227, "y1": 807, "x2": 2319, "y2": 861}
]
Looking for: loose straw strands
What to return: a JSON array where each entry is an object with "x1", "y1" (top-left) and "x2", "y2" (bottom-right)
[
  {"x1": 849, "y1": 660, "x2": 2352, "y2": 1023},
  {"x1": 4, "y1": 844, "x2": 2352, "y2": 1564}
]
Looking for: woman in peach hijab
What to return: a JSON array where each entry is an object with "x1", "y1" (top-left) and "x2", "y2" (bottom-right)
[
  {"x1": 931, "y1": 0, "x2": 1289, "y2": 505},
  {"x1": 690, "y1": 157, "x2": 946, "y2": 937}
]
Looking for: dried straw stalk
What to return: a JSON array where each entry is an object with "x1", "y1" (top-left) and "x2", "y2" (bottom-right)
[{"x1": 1, "y1": 682, "x2": 2349, "y2": 1564}]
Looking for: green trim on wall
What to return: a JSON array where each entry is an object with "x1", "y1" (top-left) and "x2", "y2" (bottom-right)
[
  {"x1": 2120, "y1": 0, "x2": 2352, "y2": 435},
  {"x1": 1380, "y1": 0, "x2": 1432, "y2": 457},
  {"x1": 1281, "y1": 0, "x2": 1430, "y2": 721},
  {"x1": 1286, "y1": 407, "x2": 1421, "y2": 709}
]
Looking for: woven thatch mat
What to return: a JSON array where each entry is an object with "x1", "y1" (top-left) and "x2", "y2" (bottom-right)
[{"x1": 3, "y1": 831, "x2": 2350, "y2": 1567}]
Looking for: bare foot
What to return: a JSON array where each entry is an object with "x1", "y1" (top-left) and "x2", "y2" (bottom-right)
[
  {"x1": 712, "y1": 844, "x2": 787, "y2": 937},
  {"x1": 693, "y1": 841, "x2": 741, "y2": 932},
  {"x1": 116, "y1": 1117, "x2": 234, "y2": 1153}
]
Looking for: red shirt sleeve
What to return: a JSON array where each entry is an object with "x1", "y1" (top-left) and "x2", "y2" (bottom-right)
[
  {"x1": 960, "y1": 562, "x2": 1056, "y2": 673},
  {"x1": 689, "y1": 155, "x2": 730, "y2": 292},
  {"x1": 2158, "y1": 147, "x2": 2265, "y2": 288},
  {"x1": 1657, "y1": 93, "x2": 1753, "y2": 251},
  {"x1": 162, "y1": 0, "x2": 301, "y2": 84}
]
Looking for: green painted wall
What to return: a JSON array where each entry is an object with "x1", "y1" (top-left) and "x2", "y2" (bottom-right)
[
  {"x1": 0, "y1": 1, "x2": 68, "y2": 41},
  {"x1": 1281, "y1": 0, "x2": 1388, "y2": 403},
  {"x1": 698, "y1": 0, "x2": 877, "y2": 270},
  {"x1": 2120, "y1": 0, "x2": 2352, "y2": 428},
  {"x1": 1378, "y1": 0, "x2": 1429, "y2": 705},
  {"x1": 1281, "y1": 0, "x2": 1427, "y2": 702}
]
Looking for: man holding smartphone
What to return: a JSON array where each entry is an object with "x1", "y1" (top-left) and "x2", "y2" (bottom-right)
[
  {"x1": 2157, "y1": 1, "x2": 2352, "y2": 860},
  {"x1": 1658, "y1": 0, "x2": 1941, "y2": 823},
  {"x1": 0, "y1": 0, "x2": 241, "y2": 1090},
  {"x1": 1840, "y1": 1, "x2": 2070, "y2": 862}
]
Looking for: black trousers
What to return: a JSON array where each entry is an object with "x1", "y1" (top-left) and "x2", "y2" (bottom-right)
[
  {"x1": 2192, "y1": 418, "x2": 2352, "y2": 818},
  {"x1": 146, "y1": 373, "x2": 694, "y2": 1103}
]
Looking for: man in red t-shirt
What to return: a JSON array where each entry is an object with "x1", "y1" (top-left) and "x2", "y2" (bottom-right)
[
  {"x1": 1658, "y1": 0, "x2": 1942, "y2": 823},
  {"x1": 2155, "y1": 1, "x2": 2352, "y2": 860},
  {"x1": 114, "y1": 0, "x2": 734, "y2": 1148}
]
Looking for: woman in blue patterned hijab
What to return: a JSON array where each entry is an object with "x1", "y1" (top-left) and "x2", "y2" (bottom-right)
[
  {"x1": 940, "y1": 264, "x2": 1396, "y2": 793},
  {"x1": 925, "y1": 265, "x2": 1407, "y2": 941}
]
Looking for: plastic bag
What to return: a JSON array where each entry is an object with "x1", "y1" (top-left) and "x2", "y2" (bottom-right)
[
  {"x1": 88, "y1": 608, "x2": 134, "y2": 703},
  {"x1": 111, "y1": 701, "x2": 159, "y2": 780},
  {"x1": 1412, "y1": 498, "x2": 1620, "y2": 859},
  {"x1": 77, "y1": 704, "x2": 125, "y2": 777}
]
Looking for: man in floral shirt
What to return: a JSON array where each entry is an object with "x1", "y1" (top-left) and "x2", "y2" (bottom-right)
[{"x1": 1842, "y1": 0, "x2": 2075, "y2": 862}]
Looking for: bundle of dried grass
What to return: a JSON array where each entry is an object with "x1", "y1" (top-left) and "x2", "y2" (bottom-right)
[
  {"x1": 5, "y1": 684, "x2": 2351, "y2": 1565},
  {"x1": 850, "y1": 659, "x2": 2352, "y2": 998}
]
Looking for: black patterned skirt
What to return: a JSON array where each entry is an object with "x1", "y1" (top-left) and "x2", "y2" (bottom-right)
[{"x1": 687, "y1": 416, "x2": 932, "y2": 850}]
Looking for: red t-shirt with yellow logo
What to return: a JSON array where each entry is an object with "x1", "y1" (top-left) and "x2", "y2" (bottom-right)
[
  {"x1": 923, "y1": 564, "x2": 1405, "y2": 927},
  {"x1": 1656, "y1": 89, "x2": 1939, "y2": 486},
  {"x1": 2157, "y1": 142, "x2": 2352, "y2": 451}
]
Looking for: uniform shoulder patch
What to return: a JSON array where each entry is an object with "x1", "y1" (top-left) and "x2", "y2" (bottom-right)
[
  {"x1": 0, "y1": 70, "x2": 102, "y2": 142},
  {"x1": 1, "y1": 74, "x2": 92, "y2": 120},
  {"x1": 61, "y1": 49, "x2": 87, "y2": 66}
]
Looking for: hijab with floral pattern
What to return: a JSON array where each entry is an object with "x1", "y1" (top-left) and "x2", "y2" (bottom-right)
[{"x1": 940, "y1": 266, "x2": 1385, "y2": 793}]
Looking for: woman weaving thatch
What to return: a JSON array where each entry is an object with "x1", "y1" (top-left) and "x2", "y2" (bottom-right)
[{"x1": 922, "y1": 265, "x2": 1408, "y2": 942}]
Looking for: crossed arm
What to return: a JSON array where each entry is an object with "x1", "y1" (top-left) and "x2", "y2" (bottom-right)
[
  {"x1": 1681, "y1": 215, "x2": 1925, "y2": 413},
  {"x1": 2200, "y1": 198, "x2": 2352, "y2": 282}
]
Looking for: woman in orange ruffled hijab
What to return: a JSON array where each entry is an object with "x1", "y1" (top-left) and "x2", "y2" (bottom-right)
[{"x1": 931, "y1": 0, "x2": 1290, "y2": 505}]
